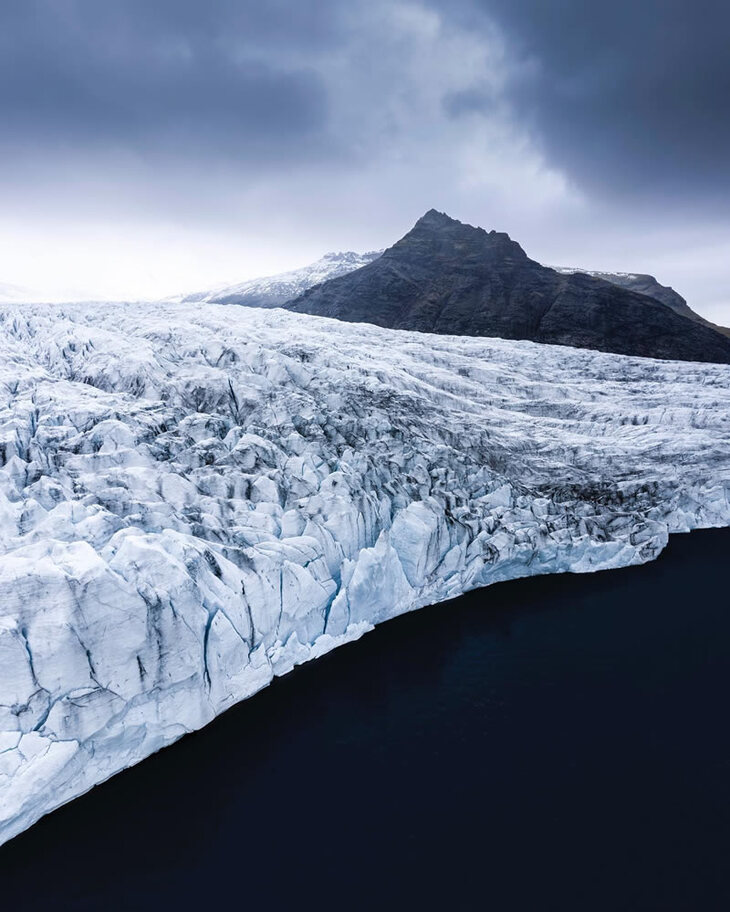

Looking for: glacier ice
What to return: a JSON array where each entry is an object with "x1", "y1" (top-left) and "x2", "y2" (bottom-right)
[{"x1": 0, "y1": 300, "x2": 729, "y2": 846}]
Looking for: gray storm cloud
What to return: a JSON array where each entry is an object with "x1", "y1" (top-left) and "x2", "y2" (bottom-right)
[
  {"x1": 462, "y1": 0, "x2": 730, "y2": 208},
  {"x1": 0, "y1": 1, "x2": 334, "y2": 159}
]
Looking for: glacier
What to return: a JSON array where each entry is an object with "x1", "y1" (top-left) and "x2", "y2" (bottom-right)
[{"x1": 0, "y1": 300, "x2": 729, "y2": 846}]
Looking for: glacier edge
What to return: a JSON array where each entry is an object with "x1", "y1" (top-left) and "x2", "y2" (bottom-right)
[{"x1": 0, "y1": 301, "x2": 729, "y2": 846}]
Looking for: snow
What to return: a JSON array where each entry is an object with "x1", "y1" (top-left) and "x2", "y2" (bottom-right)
[
  {"x1": 0, "y1": 299, "x2": 729, "y2": 845},
  {"x1": 172, "y1": 250, "x2": 383, "y2": 307},
  {"x1": 549, "y1": 266, "x2": 642, "y2": 281}
]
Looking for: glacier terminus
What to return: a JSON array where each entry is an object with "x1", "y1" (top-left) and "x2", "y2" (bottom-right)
[{"x1": 0, "y1": 300, "x2": 729, "y2": 846}]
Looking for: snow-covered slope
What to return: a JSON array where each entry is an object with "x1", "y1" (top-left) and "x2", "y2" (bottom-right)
[
  {"x1": 174, "y1": 251, "x2": 382, "y2": 308},
  {"x1": 1, "y1": 301, "x2": 729, "y2": 846}
]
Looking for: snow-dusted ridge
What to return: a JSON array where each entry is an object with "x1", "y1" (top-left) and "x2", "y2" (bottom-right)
[
  {"x1": 1, "y1": 300, "x2": 729, "y2": 846},
  {"x1": 172, "y1": 250, "x2": 383, "y2": 308},
  {"x1": 551, "y1": 266, "x2": 640, "y2": 280}
]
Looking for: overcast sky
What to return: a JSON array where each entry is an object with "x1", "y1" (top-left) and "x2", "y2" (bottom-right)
[{"x1": 1, "y1": 0, "x2": 729, "y2": 321}]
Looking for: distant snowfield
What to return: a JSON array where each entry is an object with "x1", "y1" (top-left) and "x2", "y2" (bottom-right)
[{"x1": 1, "y1": 301, "x2": 729, "y2": 845}]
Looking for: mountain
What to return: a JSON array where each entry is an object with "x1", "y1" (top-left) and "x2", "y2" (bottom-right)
[
  {"x1": 286, "y1": 210, "x2": 730, "y2": 364},
  {"x1": 552, "y1": 266, "x2": 730, "y2": 336},
  {"x1": 551, "y1": 266, "x2": 698, "y2": 319},
  {"x1": 175, "y1": 250, "x2": 382, "y2": 308},
  {"x1": 1, "y1": 299, "x2": 730, "y2": 845}
]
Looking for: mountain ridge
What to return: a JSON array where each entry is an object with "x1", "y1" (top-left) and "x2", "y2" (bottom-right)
[
  {"x1": 285, "y1": 210, "x2": 730, "y2": 364},
  {"x1": 551, "y1": 265, "x2": 730, "y2": 338}
]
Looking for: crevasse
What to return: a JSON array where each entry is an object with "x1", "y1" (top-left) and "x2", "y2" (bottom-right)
[{"x1": 0, "y1": 301, "x2": 729, "y2": 845}]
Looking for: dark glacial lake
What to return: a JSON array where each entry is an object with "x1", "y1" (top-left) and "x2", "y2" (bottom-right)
[{"x1": 1, "y1": 527, "x2": 729, "y2": 911}]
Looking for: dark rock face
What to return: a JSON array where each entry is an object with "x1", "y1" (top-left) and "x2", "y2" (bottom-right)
[
  {"x1": 563, "y1": 269, "x2": 710, "y2": 324},
  {"x1": 590, "y1": 271, "x2": 730, "y2": 338},
  {"x1": 287, "y1": 210, "x2": 730, "y2": 364},
  {"x1": 572, "y1": 271, "x2": 698, "y2": 318}
]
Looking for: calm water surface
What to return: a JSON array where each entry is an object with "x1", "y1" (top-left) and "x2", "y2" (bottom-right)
[{"x1": 1, "y1": 528, "x2": 729, "y2": 911}]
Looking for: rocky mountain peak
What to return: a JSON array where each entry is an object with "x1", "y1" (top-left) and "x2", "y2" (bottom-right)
[
  {"x1": 394, "y1": 209, "x2": 529, "y2": 265},
  {"x1": 286, "y1": 210, "x2": 730, "y2": 364}
]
